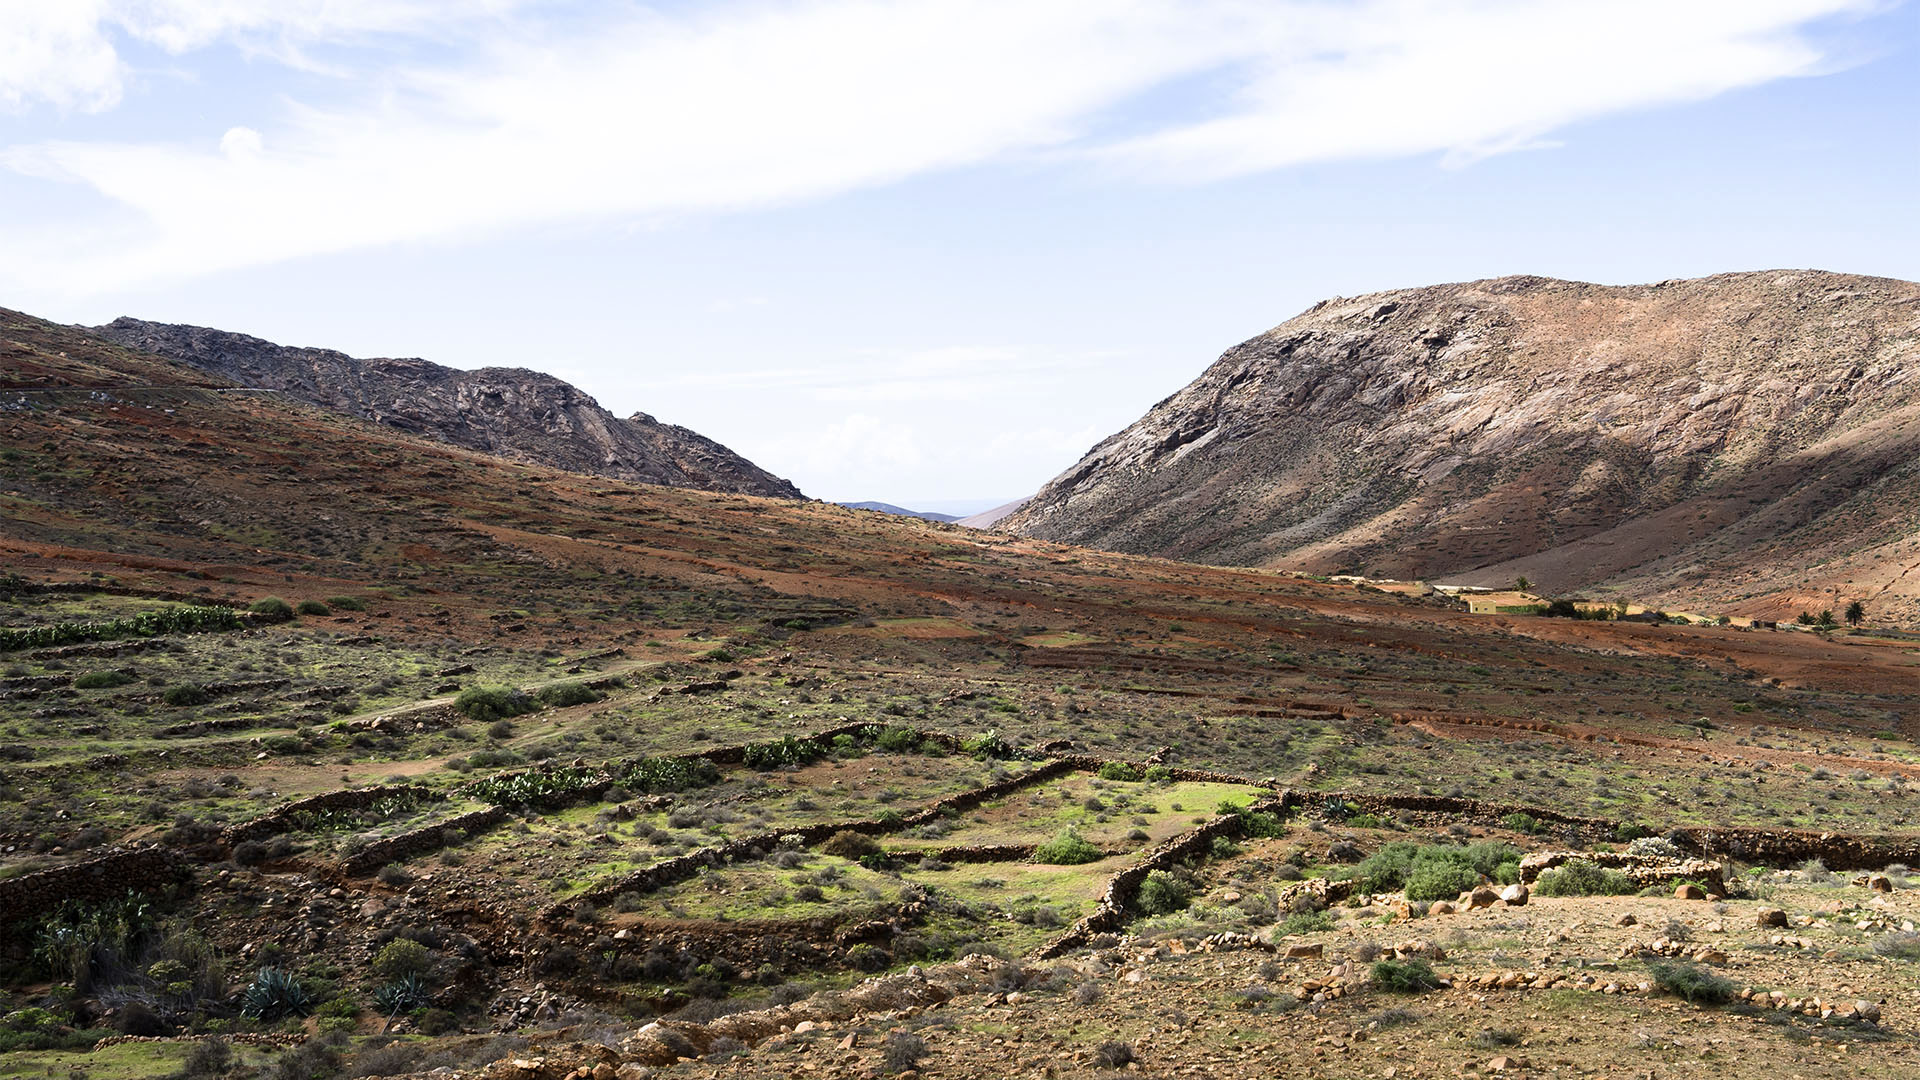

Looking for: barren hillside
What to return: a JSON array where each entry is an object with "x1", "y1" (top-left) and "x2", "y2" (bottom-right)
[
  {"x1": 1005, "y1": 271, "x2": 1920, "y2": 621},
  {"x1": 91, "y1": 316, "x2": 802, "y2": 499}
]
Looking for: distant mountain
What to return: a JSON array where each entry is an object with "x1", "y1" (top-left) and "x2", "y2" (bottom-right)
[
  {"x1": 838, "y1": 501, "x2": 960, "y2": 522},
  {"x1": 956, "y1": 497, "x2": 1029, "y2": 529},
  {"x1": 90, "y1": 318, "x2": 802, "y2": 499},
  {"x1": 1004, "y1": 270, "x2": 1920, "y2": 621}
]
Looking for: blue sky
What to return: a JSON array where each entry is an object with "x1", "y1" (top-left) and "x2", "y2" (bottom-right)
[{"x1": 2, "y1": 1, "x2": 1915, "y2": 513}]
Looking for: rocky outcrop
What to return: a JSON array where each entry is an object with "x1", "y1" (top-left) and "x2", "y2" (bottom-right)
[
  {"x1": 1004, "y1": 271, "x2": 1920, "y2": 620},
  {"x1": 91, "y1": 318, "x2": 801, "y2": 499}
]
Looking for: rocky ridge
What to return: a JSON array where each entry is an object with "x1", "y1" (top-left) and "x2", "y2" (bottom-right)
[
  {"x1": 1005, "y1": 270, "x2": 1920, "y2": 620},
  {"x1": 90, "y1": 318, "x2": 801, "y2": 499}
]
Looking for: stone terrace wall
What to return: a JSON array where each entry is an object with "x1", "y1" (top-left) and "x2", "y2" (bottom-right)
[
  {"x1": 0, "y1": 846, "x2": 190, "y2": 928},
  {"x1": 551, "y1": 759, "x2": 1079, "y2": 918},
  {"x1": 338, "y1": 806, "x2": 508, "y2": 877},
  {"x1": 1031, "y1": 798, "x2": 1281, "y2": 960},
  {"x1": 223, "y1": 784, "x2": 437, "y2": 846}
]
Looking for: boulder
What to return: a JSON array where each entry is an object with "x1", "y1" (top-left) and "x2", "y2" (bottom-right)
[
  {"x1": 1499, "y1": 883, "x2": 1529, "y2": 907},
  {"x1": 1468, "y1": 887, "x2": 1499, "y2": 910},
  {"x1": 1674, "y1": 883, "x2": 1706, "y2": 900},
  {"x1": 1756, "y1": 908, "x2": 1789, "y2": 928}
]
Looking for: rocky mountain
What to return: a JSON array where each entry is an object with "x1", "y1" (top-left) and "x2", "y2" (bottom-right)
[
  {"x1": 90, "y1": 318, "x2": 802, "y2": 499},
  {"x1": 1004, "y1": 270, "x2": 1920, "y2": 620}
]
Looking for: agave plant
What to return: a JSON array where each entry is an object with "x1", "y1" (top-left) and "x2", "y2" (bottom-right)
[
  {"x1": 372, "y1": 973, "x2": 431, "y2": 1015},
  {"x1": 241, "y1": 966, "x2": 310, "y2": 1020}
]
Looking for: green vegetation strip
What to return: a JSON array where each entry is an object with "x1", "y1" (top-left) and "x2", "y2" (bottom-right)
[{"x1": 0, "y1": 605, "x2": 242, "y2": 652}]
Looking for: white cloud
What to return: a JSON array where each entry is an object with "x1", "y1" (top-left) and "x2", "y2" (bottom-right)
[
  {"x1": 0, "y1": 0, "x2": 1884, "y2": 292},
  {"x1": 0, "y1": 1, "x2": 523, "y2": 112}
]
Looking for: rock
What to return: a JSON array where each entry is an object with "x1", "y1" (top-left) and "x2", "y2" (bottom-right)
[
  {"x1": 592, "y1": 1065, "x2": 616, "y2": 1080},
  {"x1": 1393, "y1": 940, "x2": 1445, "y2": 960},
  {"x1": 1870, "y1": 875, "x2": 1894, "y2": 893},
  {"x1": 995, "y1": 272, "x2": 1920, "y2": 602},
  {"x1": 1468, "y1": 887, "x2": 1499, "y2": 910},
  {"x1": 1756, "y1": 908, "x2": 1789, "y2": 928},
  {"x1": 1616, "y1": 913, "x2": 1638, "y2": 927},
  {"x1": 1675, "y1": 883, "x2": 1706, "y2": 900},
  {"x1": 1499, "y1": 883, "x2": 1528, "y2": 907},
  {"x1": 1428, "y1": 901, "x2": 1455, "y2": 915},
  {"x1": 1486, "y1": 1055, "x2": 1528, "y2": 1072},
  {"x1": 94, "y1": 319, "x2": 804, "y2": 499},
  {"x1": 1857, "y1": 1000, "x2": 1883, "y2": 1023},
  {"x1": 1285, "y1": 943, "x2": 1324, "y2": 960}
]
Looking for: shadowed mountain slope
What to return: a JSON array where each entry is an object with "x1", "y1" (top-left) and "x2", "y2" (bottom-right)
[
  {"x1": 1004, "y1": 270, "x2": 1920, "y2": 621},
  {"x1": 90, "y1": 317, "x2": 801, "y2": 499}
]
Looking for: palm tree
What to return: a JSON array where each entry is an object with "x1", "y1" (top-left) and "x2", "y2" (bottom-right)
[{"x1": 1846, "y1": 600, "x2": 1866, "y2": 626}]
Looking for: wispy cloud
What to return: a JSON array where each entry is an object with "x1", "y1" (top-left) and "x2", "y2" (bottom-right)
[{"x1": 0, "y1": 0, "x2": 1885, "y2": 293}]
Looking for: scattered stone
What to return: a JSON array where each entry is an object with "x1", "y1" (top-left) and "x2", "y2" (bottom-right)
[{"x1": 1756, "y1": 908, "x2": 1789, "y2": 928}]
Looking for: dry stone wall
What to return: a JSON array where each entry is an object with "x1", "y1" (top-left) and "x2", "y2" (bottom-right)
[
  {"x1": 223, "y1": 784, "x2": 437, "y2": 845},
  {"x1": 338, "y1": 806, "x2": 508, "y2": 876},
  {"x1": 0, "y1": 846, "x2": 190, "y2": 927}
]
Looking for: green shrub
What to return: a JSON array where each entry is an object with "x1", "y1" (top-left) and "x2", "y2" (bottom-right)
[
  {"x1": 1405, "y1": 860, "x2": 1479, "y2": 902},
  {"x1": 1143, "y1": 765, "x2": 1174, "y2": 782},
  {"x1": 1134, "y1": 870, "x2": 1192, "y2": 915},
  {"x1": 1371, "y1": 958, "x2": 1442, "y2": 993},
  {"x1": 294, "y1": 600, "x2": 331, "y2": 617},
  {"x1": 874, "y1": 726, "x2": 921, "y2": 753},
  {"x1": 1277, "y1": 911, "x2": 1332, "y2": 935},
  {"x1": 1501, "y1": 812, "x2": 1542, "y2": 835},
  {"x1": 1033, "y1": 829, "x2": 1103, "y2": 865},
  {"x1": 1462, "y1": 841, "x2": 1520, "y2": 878},
  {"x1": 1347, "y1": 813, "x2": 1386, "y2": 829},
  {"x1": 1532, "y1": 859, "x2": 1637, "y2": 897},
  {"x1": 1350, "y1": 842, "x2": 1419, "y2": 893},
  {"x1": 534, "y1": 682, "x2": 602, "y2": 708},
  {"x1": 1648, "y1": 960, "x2": 1735, "y2": 1005},
  {"x1": 962, "y1": 729, "x2": 1014, "y2": 760},
  {"x1": 464, "y1": 765, "x2": 599, "y2": 806},
  {"x1": 1235, "y1": 809, "x2": 1286, "y2": 838},
  {"x1": 249, "y1": 597, "x2": 294, "y2": 621},
  {"x1": 73, "y1": 670, "x2": 134, "y2": 689},
  {"x1": 618, "y1": 756, "x2": 719, "y2": 793},
  {"x1": 161, "y1": 683, "x2": 210, "y2": 707},
  {"x1": 453, "y1": 686, "x2": 534, "y2": 723},
  {"x1": 1097, "y1": 761, "x2": 1144, "y2": 782},
  {"x1": 371, "y1": 939, "x2": 431, "y2": 980},
  {"x1": 0, "y1": 604, "x2": 241, "y2": 652},
  {"x1": 743, "y1": 735, "x2": 825, "y2": 770},
  {"x1": 324, "y1": 596, "x2": 366, "y2": 611},
  {"x1": 821, "y1": 830, "x2": 882, "y2": 859},
  {"x1": 30, "y1": 892, "x2": 157, "y2": 989}
]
